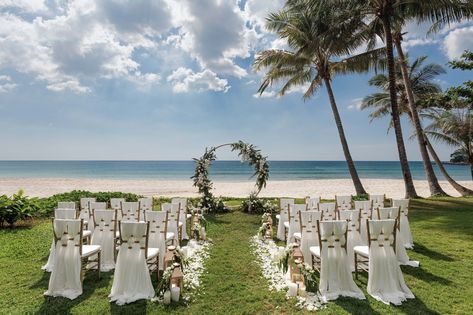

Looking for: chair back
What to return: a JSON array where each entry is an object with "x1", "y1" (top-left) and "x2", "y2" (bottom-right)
[
  {"x1": 57, "y1": 202, "x2": 76, "y2": 210},
  {"x1": 119, "y1": 221, "x2": 149, "y2": 257},
  {"x1": 171, "y1": 198, "x2": 187, "y2": 210},
  {"x1": 318, "y1": 220, "x2": 348, "y2": 253},
  {"x1": 299, "y1": 211, "x2": 322, "y2": 237},
  {"x1": 288, "y1": 204, "x2": 305, "y2": 236},
  {"x1": 93, "y1": 209, "x2": 117, "y2": 234},
  {"x1": 121, "y1": 202, "x2": 140, "y2": 221},
  {"x1": 55, "y1": 208, "x2": 77, "y2": 219},
  {"x1": 280, "y1": 198, "x2": 295, "y2": 212},
  {"x1": 336, "y1": 195, "x2": 352, "y2": 210},
  {"x1": 339, "y1": 209, "x2": 361, "y2": 233},
  {"x1": 110, "y1": 198, "x2": 125, "y2": 211},
  {"x1": 144, "y1": 210, "x2": 168, "y2": 249},
  {"x1": 369, "y1": 194, "x2": 385, "y2": 210},
  {"x1": 392, "y1": 199, "x2": 409, "y2": 217},
  {"x1": 305, "y1": 197, "x2": 320, "y2": 210},
  {"x1": 319, "y1": 202, "x2": 337, "y2": 221},
  {"x1": 367, "y1": 219, "x2": 396, "y2": 250},
  {"x1": 163, "y1": 203, "x2": 180, "y2": 236},
  {"x1": 89, "y1": 202, "x2": 107, "y2": 212},
  {"x1": 79, "y1": 198, "x2": 96, "y2": 220},
  {"x1": 52, "y1": 219, "x2": 83, "y2": 253}
]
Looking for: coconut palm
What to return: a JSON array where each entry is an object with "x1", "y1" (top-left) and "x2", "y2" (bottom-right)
[
  {"x1": 253, "y1": 1, "x2": 384, "y2": 195},
  {"x1": 424, "y1": 109, "x2": 473, "y2": 180},
  {"x1": 362, "y1": 56, "x2": 473, "y2": 196}
]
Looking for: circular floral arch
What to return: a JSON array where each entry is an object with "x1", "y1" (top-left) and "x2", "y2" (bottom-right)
[{"x1": 192, "y1": 141, "x2": 269, "y2": 212}]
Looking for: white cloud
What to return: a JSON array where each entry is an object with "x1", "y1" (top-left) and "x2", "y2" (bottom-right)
[
  {"x1": 167, "y1": 67, "x2": 229, "y2": 93},
  {"x1": 0, "y1": 74, "x2": 16, "y2": 93},
  {"x1": 443, "y1": 26, "x2": 473, "y2": 59},
  {"x1": 253, "y1": 91, "x2": 276, "y2": 98},
  {"x1": 244, "y1": 0, "x2": 285, "y2": 31},
  {"x1": 0, "y1": 0, "x2": 48, "y2": 13},
  {"x1": 347, "y1": 98, "x2": 363, "y2": 111}
]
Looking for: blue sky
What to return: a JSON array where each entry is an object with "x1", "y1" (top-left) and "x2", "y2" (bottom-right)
[{"x1": 0, "y1": 0, "x2": 472, "y2": 161}]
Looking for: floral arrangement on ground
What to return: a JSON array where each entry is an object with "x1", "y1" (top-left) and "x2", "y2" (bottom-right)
[
  {"x1": 249, "y1": 236, "x2": 325, "y2": 312},
  {"x1": 155, "y1": 239, "x2": 212, "y2": 305}
]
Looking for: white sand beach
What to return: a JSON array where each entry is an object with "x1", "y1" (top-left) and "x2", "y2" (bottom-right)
[{"x1": 1, "y1": 178, "x2": 472, "y2": 199}]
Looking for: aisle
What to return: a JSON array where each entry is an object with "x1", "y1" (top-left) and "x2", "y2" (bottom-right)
[{"x1": 186, "y1": 211, "x2": 295, "y2": 314}]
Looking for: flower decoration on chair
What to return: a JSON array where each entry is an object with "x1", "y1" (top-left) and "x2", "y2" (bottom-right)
[{"x1": 192, "y1": 141, "x2": 269, "y2": 213}]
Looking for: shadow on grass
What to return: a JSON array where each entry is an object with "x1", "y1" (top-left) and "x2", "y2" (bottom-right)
[
  {"x1": 402, "y1": 266, "x2": 452, "y2": 285},
  {"x1": 413, "y1": 243, "x2": 454, "y2": 262}
]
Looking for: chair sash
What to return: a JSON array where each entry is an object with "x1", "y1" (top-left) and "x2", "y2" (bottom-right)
[
  {"x1": 139, "y1": 198, "x2": 153, "y2": 222},
  {"x1": 339, "y1": 210, "x2": 363, "y2": 271},
  {"x1": 91, "y1": 210, "x2": 116, "y2": 271},
  {"x1": 277, "y1": 204, "x2": 290, "y2": 241},
  {"x1": 110, "y1": 198, "x2": 125, "y2": 219},
  {"x1": 305, "y1": 197, "x2": 320, "y2": 210},
  {"x1": 79, "y1": 198, "x2": 95, "y2": 221},
  {"x1": 44, "y1": 219, "x2": 82, "y2": 300},
  {"x1": 336, "y1": 195, "x2": 352, "y2": 210},
  {"x1": 319, "y1": 203, "x2": 337, "y2": 221},
  {"x1": 172, "y1": 198, "x2": 189, "y2": 240},
  {"x1": 121, "y1": 202, "x2": 140, "y2": 221},
  {"x1": 392, "y1": 199, "x2": 413, "y2": 248},
  {"x1": 318, "y1": 220, "x2": 364, "y2": 301},
  {"x1": 357, "y1": 202, "x2": 373, "y2": 246},
  {"x1": 299, "y1": 211, "x2": 322, "y2": 262},
  {"x1": 145, "y1": 210, "x2": 167, "y2": 269},
  {"x1": 367, "y1": 220, "x2": 414, "y2": 305},
  {"x1": 110, "y1": 221, "x2": 154, "y2": 305},
  {"x1": 163, "y1": 203, "x2": 180, "y2": 241},
  {"x1": 287, "y1": 204, "x2": 305, "y2": 244},
  {"x1": 370, "y1": 195, "x2": 385, "y2": 210}
]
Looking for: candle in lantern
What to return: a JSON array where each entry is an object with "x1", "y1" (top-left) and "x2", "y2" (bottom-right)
[
  {"x1": 171, "y1": 286, "x2": 181, "y2": 302},
  {"x1": 287, "y1": 282, "x2": 298, "y2": 297},
  {"x1": 163, "y1": 290, "x2": 171, "y2": 305}
]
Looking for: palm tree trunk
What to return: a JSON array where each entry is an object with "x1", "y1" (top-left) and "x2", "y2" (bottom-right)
[
  {"x1": 323, "y1": 77, "x2": 367, "y2": 196},
  {"x1": 394, "y1": 37, "x2": 448, "y2": 196},
  {"x1": 381, "y1": 14, "x2": 419, "y2": 199},
  {"x1": 425, "y1": 137, "x2": 473, "y2": 196}
]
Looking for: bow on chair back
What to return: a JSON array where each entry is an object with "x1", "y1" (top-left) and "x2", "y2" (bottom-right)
[
  {"x1": 319, "y1": 203, "x2": 337, "y2": 221},
  {"x1": 367, "y1": 219, "x2": 396, "y2": 251},
  {"x1": 121, "y1": 202, "x2": 140, "y2": 221},
  {"x1": 119, "y1": 221, "x2": 149, "y2": 254}
]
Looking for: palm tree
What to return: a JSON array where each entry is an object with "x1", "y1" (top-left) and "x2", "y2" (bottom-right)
[
  {"x1": 424, "y1": 108, "x2": 473, "y2": 181},
  {"x1": 361, "y1": 56, "x2": 473, "y2": 196},
  {"x1": 254, "y1": 2, "x2": 384, "y2": 195}
]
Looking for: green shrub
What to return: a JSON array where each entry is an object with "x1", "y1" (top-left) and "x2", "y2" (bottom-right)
[{"x1": 0, "y1": 190, "x2": 38, "y2": 227}]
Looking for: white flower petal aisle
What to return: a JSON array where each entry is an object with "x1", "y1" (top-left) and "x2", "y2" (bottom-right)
[{"x1": 250, "y1": 235, "x2": 325, "y2": 312}]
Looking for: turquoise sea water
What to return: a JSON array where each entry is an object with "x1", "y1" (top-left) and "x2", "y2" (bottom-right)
[{"x1": 0, "y1": 161, "x2": 470, "y2": 181}]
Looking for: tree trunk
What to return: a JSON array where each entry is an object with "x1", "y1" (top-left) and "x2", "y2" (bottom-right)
[
  {"x1": 425, "y1": 137, "x2": 473, "y2": 196},
  {"x1": 394, "y1": 37, "x2": 448, "y2": 197},
  {"x1": 381, "y1": 14, "x2": 419, "y2": 199},
  {"x1": 323, "y1": 77, "x2": 367, "y2": 196}
]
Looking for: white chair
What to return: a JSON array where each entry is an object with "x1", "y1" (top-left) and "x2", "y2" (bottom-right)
[
  {"x1": 319, "y1": 202, "x2": 337, "y2": 221},
  {"x1": 355, "y1": 201, "x2": 373, "y2": 246},
  {"x1": 339, "y1": 209, "x2": 363, "y2": 271},
  {"x1": 121, "y1": 202, "x2": 140, "y2": 221},
  {"x1": 44, "y1": 219, "x2": 101, "y2": 300},
  {"x1": 377, "y1": 207, "x2": 418, "y2": 267},
  {"x1": 287, "y1": 204, "x2": 306, "y2": 244},
  {"x1": 299, "y1": 211, "x2": 322, "y2": 263},
  {"x1": 42, "y1": 209, "x2": 92, "y2": 272},
  {"x1": 110, "y1": 198, "x2": 125, "y2": 220},
  {"x1": 144, "y1": 210, "x2": 168, "y2": 270},
  {"x1": 305, "y1": 196, "x2": 320, "y2": 210},
  {"x1": 139, "y1": 198, "x2": 153, "y2": 221},
  {"x1": 172, "y1": 197, "x2": 190, "y2": 240},
  {"x1": 79, "y1": 198, "x2": 96, "y2": 228},
  {"x1": 109, "y1": 221, "x2": 158, "y2": 305},
  {"x1": 91, "y1": 209, "x2": 117, "y2": 272},
  {"x1": 311, "y1": 220, "x2": 365, "y2": 301},
  {"x1": 336, "y1": 195, "x2": 352, "y2": 210},
  {"x1": 370, "y1": 194, "x2": 385, "y2": 210},
  {"x1": 392, "y1": 199, "x2": 413, "y2": 249},
  {"x1": 57, "y1": 202, "x2": 76, "y2": 210},
  {"x1": 276, "y1": 198, "x2": 294, "y2": 241},
  {"x1": 354, "y1": 219, "x2": 414, "y2": 305},
  {"x1": 162, "y1": 203, "x2": 181, "y2": 244}
]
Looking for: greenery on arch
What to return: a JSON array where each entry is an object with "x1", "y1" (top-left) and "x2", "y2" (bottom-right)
[{"x1": 191, "y1": 141, "x2": 269, "y2": 213}]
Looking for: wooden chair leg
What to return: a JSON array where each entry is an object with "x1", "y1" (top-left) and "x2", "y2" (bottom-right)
[
  {"x1": 354, "y1": 253, "x2": 358, "y2": 279},
  {"x1": 97, "y1": 251, "x2": 101, "y2": 280},
  {"x1": 156, "y1": 254, "x2": 160, "y2": 282}
]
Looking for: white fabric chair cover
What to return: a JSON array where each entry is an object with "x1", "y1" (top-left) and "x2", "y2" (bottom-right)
[
  {"x1": 276, "y1": 199, "x2": 294, "y2": 240},
  {"x1": 110, "y1": 221, "x2": 155, "y2": 305},
  {"x1": 370, "y1": 195, "x2": 385, "y2": 210},
  {"x1": 79, "y1": 198, "x2": 95, "y2": 229},
  {"x1": 287, "y1": 204, "x2": 305, "y2": 244},
  {"x1": 91, "y1": 210, "x2": 116, "y2": 271},
  {"x1": 305, "y1": 197, "x2": 320, "y2": 210},
  {"x1": 110, "y1": 198, "x2": 125, "y2": 220},
  {"x1": 139, "y1": 198, "x2": 153, "y2": 222},
  {"x1": 339, "y1": 210, "x2": 363, "y2": 271},
  {"x1": 299, "y1": 211, "x2": 322, "y2": 263},
  {"x1": 377, "y1": 207, "x2": 418, "y2": 267},
  {"x1": 336, "y1": 195, "x2": 352, "y2": 210},
  {"x1": 357, "y1": 201, "x2": 373, "y2": 246},
  {"x1": 57, "y1": 202, "x2": 76, "y2": 210},
  {"x1": 365, "y1": 220, "x2": 414, "y2": 305},
  {"x1": 318, "y1": 220, "x2": 364, "y2": 301},
  {"x1": 392, "y1": 199, "x2": 413, "y2": 249},
  {"x1": 121, "y1": 202, "x2": 140, "y2": 222},
  {"x1": 44, "y1": 219, "x2": 83, "y2": 300},
  {"x1": 80, "y1": 198, "x2": 96, "y2": 211},
  {"x1": 88, "y1": 202, "x2": 105, "y2": 228},
  {"x1": 144, "y1": 210, "x2": 167, "y2": 270},
  {"x1": 42, "y1": 209, "x2": 79, "y2": 272},
  {"x1": 172, "y1": 198, "x2": 189, "y2": 240},
  {"x1": 163, "y1": 203, "x2": 180, "y2": 242},
  {"x1": 319, "y1": 203, "x2": 337, "y2": 221}
]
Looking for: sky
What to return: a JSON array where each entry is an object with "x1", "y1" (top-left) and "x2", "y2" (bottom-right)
[{"x1": 0, "y1": 0, "x2": 472, "y2": 161}]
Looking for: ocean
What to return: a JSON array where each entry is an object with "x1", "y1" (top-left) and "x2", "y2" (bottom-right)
[{"x1": 0, "y1": 161, "x2": 470, "y2": 181}]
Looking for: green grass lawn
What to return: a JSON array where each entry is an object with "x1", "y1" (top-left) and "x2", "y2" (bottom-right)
[{"x1": 1, "y1": 198, "x2": 472, "y2": 314}]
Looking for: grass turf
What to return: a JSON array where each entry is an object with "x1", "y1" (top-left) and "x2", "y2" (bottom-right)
[{"x1": 0, "y1": 197, "x2": 472, "y2": 314}]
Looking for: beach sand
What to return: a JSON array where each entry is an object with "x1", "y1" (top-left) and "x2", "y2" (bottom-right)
[{"x1": 1, "y1": 178, "x2": 472, "y2": 199}]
